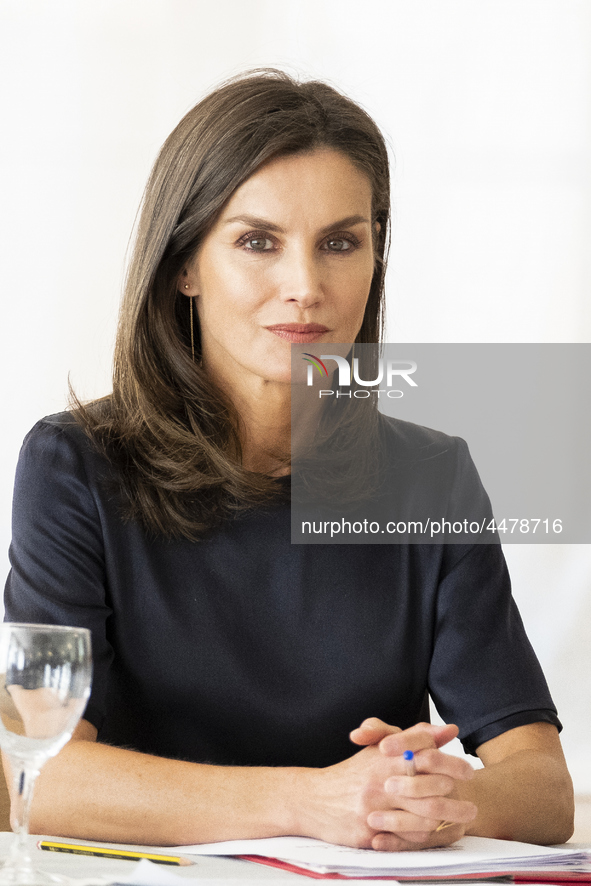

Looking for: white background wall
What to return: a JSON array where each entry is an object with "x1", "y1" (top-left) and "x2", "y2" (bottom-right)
[{"x1": 1, "y1": 0, "x2": 590, "y2": 789}]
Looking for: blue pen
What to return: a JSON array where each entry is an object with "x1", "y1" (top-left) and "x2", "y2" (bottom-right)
[
  {"x1": 403, "y1": 750, "x2": 456, "y2": 832},
  {"x1": 403, "y1": 749, "x2": 416, "y2": 776}
]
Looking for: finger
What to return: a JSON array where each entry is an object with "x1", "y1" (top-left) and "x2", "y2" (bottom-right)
[
  {"x1": 379, "y1": 722, "x2": 459, "y2": 756},
  {"x1": 430, "y1": 723, "x2": 462, "y2": 748},
  {"x1": 350, "y1": 717, "x2": 401, "y2": 746},
  {"x1": 379, "y1": 746, "x2": 474, "y2": 783},
  {"x1": 385, "y1": 773, "x2": 456, "y2": 798},
  {"x1": 372, "y1": 830, "x2": 433, "y2": 850},
  {"x1": 381, "y1": 749, "x2": 474, "y2": 782},
  {"x1": 410, "y1": 747, "x2": 474, "y2": 781},
  {"x1": 371, "y1": 823, "x2": 465, "y2": 851},
  {"x1": 390, "y1": 794, "x2": 478, "y2": 825},
  {"x1": 370, "y1": 831, "x2": 420, "y2": 852},
  {"x1": 368, "y1": 803, "x2": 472, "y2": 838},
  {"x1": 367, "y1": 808, "x2": 440, "y2": 835}
]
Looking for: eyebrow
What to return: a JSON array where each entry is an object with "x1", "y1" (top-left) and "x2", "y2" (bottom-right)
[{"x1": 223, "y1": 214, "x2": 371, "y2": 235}]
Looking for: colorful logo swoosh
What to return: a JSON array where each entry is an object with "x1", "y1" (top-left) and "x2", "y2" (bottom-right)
[{"x1": 302, "y1": 353, "x2": 329, "y2": 376}]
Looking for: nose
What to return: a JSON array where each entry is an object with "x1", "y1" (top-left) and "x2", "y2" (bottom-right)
[{"x1": 279, "y1": 245, "x2": 323, "y2": 308}]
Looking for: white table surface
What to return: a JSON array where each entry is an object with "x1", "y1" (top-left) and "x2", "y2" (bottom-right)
[{"x1": 0, "y1": 833, "x2": 305, "y2": 884}]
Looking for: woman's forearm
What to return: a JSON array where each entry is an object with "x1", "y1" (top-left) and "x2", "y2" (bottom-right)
[
  {"x1": 7, "y1": 739, "x2": 303, "y2": 845},
  {"x1": 460, "y1": 748, "x2": 574, "y2": 845},
  {"x1": 4, "y1": 722, "x2": 477, "y2": 849}
]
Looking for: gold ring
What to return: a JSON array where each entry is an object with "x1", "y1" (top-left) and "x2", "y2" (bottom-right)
[{"x1": 435, "y1": 820, "x2": 455, "y2": 832}]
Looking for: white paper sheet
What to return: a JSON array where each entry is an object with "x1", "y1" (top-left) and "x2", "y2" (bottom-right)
[{"x1": 165, "y1": 835, "x2": 591, "y2": 877}]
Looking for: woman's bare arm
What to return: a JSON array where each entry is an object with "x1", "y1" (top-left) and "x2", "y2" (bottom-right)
[
  {"x1": 2, "y1": 720, "x2": 475, "y2": 848},
  {"x1": 461, "y1": 722, "x2": 574, "y2": 844},
  {"x1": 3, "y1": 720, "x2": 300, "y2": 845}
]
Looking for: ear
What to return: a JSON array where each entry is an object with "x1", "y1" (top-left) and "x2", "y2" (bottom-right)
[{"x1": 178, "y1": 265, "x2": 200, "y2": 297}]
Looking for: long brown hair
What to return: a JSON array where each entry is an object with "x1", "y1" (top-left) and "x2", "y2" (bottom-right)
[{"x1": 74, "y1": 69, "x2": 391, "y2": 538}]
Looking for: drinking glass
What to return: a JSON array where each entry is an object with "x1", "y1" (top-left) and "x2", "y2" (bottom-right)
[{"x1": 0, "y1": 623, "x2": 92, "y2": 885}]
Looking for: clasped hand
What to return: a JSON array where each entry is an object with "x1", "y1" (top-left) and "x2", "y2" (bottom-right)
[{"x1": 302, "y1": 719, "x2": 476, "y2": 851}]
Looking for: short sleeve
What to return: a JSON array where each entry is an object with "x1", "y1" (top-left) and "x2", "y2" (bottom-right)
[
  {"x1": 4, "y1": 416, "x2": 114, "y2": 731},
  {"x1": 428, "y1": 541, "x2": 561, "y2": 755}
]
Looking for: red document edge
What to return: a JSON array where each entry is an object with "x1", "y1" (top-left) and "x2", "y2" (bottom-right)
[{"x1": 239, "y1": 855, "x2": 591, "y2": 882}]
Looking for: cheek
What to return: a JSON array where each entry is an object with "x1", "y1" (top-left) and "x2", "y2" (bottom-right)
[
  {"x1": 337, "y1": 263, "x2": 373, "y2": 311},
  {"x1": 340, "y1": 269, "x2": 373, "y2": 333},
  {"x1": 196, "y1": 279, "x2": 243, "y2": 329},
  {"x1": 332, "y1": 248, "x2": 374, "y2": 286},
  {"x1": 203, "y1": 259, "x2": 274, "y2": 313}
]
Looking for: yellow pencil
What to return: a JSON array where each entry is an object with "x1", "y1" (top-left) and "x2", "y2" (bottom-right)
[{"x1": 37, "y1": 840, "x2": 194, "y2": 866}]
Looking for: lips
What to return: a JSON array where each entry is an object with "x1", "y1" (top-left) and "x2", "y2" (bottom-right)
[{"x1": 265, "y1": 323, "x2": 330, "y2": 344}]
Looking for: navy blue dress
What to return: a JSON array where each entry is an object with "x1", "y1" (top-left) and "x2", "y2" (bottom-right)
[{"x1": 4, "y1": 413, "x2": 560, "y2": 766}]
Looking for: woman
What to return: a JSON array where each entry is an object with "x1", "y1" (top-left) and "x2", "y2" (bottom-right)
[{"x1": 4, "y1": 70, "x2": 573, "y2": 849}]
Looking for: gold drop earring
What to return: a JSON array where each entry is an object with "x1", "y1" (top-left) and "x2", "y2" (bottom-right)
[{"x1": 184, "y1": 284, "x2": 195, "y2": 363}]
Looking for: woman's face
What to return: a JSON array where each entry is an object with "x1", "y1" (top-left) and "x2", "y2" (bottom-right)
[{"x1": 181, "y1": 147, "x2": 376, "y2": 392}]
